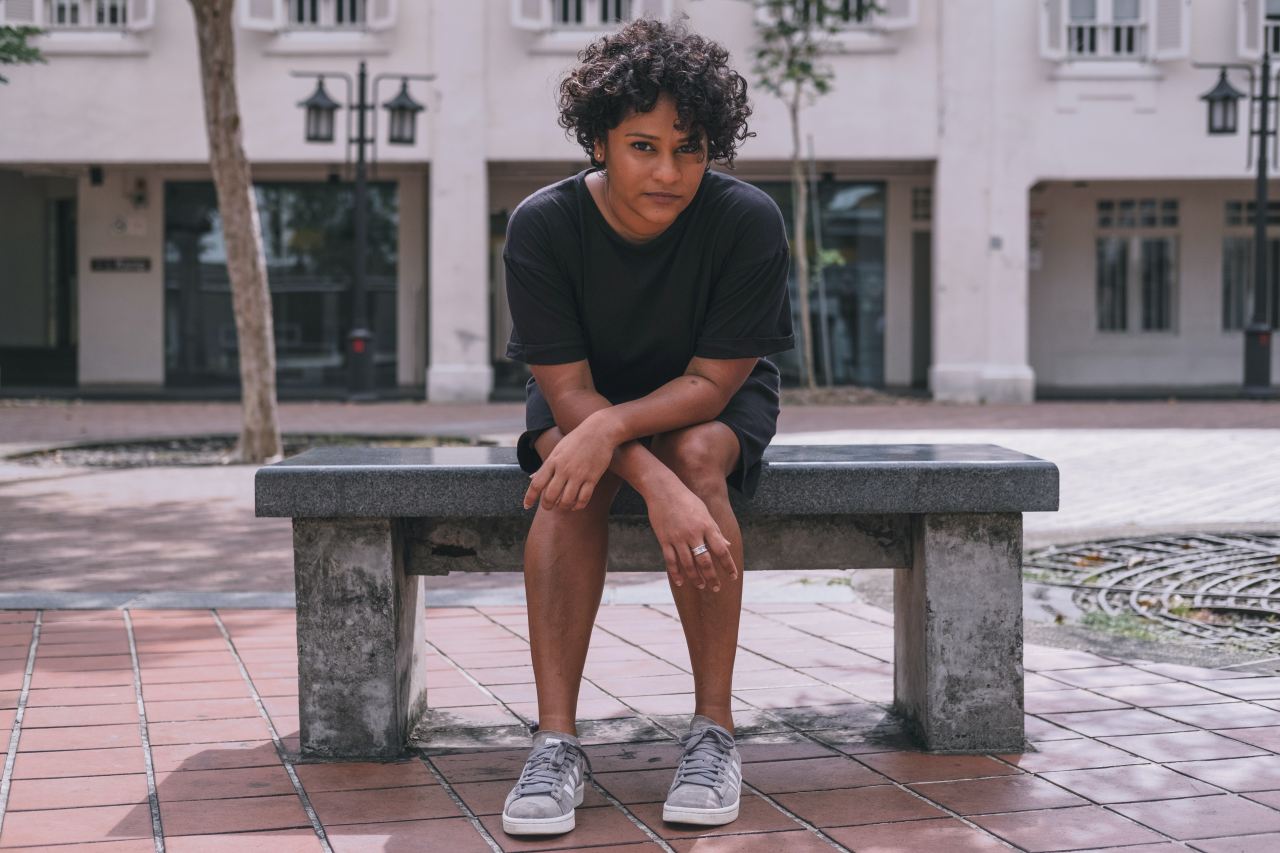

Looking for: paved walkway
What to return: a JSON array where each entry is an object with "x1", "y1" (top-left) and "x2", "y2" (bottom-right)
[{"x1": 7, "y1": 605, "x2": 1280, "y2": 850}]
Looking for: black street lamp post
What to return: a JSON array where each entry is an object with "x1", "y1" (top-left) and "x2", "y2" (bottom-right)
[
  {"x1": 1196, "y1": 55, "x2": 1275, "y2": 396},
  {"x1": 293, "y1": 62, "x2": 433, "y2": 399}
]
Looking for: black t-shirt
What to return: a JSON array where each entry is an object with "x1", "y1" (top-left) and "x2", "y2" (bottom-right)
[{"x1": 503, "y1": 166, "x2": 794, "y2": 404}]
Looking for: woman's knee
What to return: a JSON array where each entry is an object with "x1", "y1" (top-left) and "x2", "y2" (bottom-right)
[{"x1": 652, "y1": 424, "x2": 737, "y2": 497}]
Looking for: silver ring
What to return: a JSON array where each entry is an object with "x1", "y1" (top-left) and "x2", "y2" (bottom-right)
[{"x1": 691, "y1": 543, "x2": 709, "y2": 557}]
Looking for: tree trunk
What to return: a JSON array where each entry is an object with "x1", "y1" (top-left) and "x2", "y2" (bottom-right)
[
  {"x1": 789, "y1": 88, "x2": 816, "y2": 389},
  {"x1": 189, "y1": 0, "x2": 281, "y2": 463}
]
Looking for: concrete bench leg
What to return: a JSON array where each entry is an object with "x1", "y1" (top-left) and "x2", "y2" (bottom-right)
[
  {"x1": 292, "y1": 518, "x2": 428, "y2": 760},
  {"x1": 893, "y1": 512, "x2": 1025, "y2": 752}
]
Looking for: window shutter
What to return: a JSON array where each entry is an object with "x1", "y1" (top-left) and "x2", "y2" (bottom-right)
[
  {"x1": 876, "y1": 0, "x2": 918, "y2": 31},
  {"x1": 0, "y1": 0, "x2": 42, "y2": 25},
  {"x1": 1040, "y1": 0, "x2": 1066, "y2": 60},
  {"x1": 1150, "y1": 0, "x2": 1189, "y2": 60},
  {"x1": 126, "y1": 0, "x2": 155, "y2": 32},
  {"x1": 367, "y1": 0, "x2": 396, "y2": 31},
  {"x1": 630, "y1": 0, "x2": 673, "y2": 21},
  {"x1": 511, "y1": 0, "x2": 551, "y2": 31},
  {"x1": 240, "y1": 0, "x2": 284, "y2": 32},
  {"x1": 1239, "y1": 0, "x2": 1263, "y2": 59}
]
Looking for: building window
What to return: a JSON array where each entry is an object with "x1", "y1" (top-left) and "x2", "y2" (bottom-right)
[
  {"x1": 45, "y1": 0, "x2": 128, "y2": 29},
  {"x1": 288, "y1": 0, "x2": 365, "y2": 29},
  {"x1": 1225, "y1": 199, "x2": 1280, "y2": 227},
  {"x1": 911, "y1": 186, "x2": 932, "y2": 223},
  {"x1": 1268, "y1": 0, "x2": 1280, "y2": 55},
  {"x1": 1221, "y1": 237, "x2": 1280, "y2": 332},
  {"x1": 550, "y1": 0, "x2": 633, "y2": 28},
  {"x1": 1095, "y1": 197, "x2": 1179, "y2": 333},
  {"x1": 1067, "y1": 0, "x2": 1144, "y2": 59}
]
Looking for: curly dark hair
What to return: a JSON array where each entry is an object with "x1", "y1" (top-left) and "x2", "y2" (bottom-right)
[{"x1": 557, "y1": 16, "x2": 755, "y2": 171}]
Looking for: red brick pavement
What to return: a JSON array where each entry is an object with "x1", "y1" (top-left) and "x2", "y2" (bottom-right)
[{"x1": 6, "y1": 604, "x2": 1280, "y2": 850}]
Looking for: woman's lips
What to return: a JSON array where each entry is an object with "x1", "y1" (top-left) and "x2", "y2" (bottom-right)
[{"x1": 646, "y1": 193, "x2": 681, "y2": 204}]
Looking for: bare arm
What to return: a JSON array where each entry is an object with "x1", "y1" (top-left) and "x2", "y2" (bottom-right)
[{"x1": 527, "y1": 354, "x2": 758, "y2": 508}]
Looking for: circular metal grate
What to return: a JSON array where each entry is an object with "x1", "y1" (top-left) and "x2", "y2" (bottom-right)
[{"x1": 1025, "y1": 533, "x2": 1280, "y2": 648}]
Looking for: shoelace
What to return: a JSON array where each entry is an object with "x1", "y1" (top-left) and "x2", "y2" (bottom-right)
[
  {"x1": 672, "y1": 725, "x2": 735, "y2": 789},
  {"x1": 512, "y1": 740, "x2": 590, "y2": 798}
]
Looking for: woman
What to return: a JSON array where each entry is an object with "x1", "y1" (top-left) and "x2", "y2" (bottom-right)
[{"x1": 500, "y1": 15, "x2": 794, "y2": 837}]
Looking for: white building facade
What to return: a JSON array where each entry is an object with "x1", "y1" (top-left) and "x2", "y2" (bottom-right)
[{"x1": 1, "y1": 0, "x2": 1278, "y2": 402}]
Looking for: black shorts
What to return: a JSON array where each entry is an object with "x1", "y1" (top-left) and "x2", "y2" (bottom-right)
[{"x1": 515, "y1": 360, "x2": 782, "y2": 500}]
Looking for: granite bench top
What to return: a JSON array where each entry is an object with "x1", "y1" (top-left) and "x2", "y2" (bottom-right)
[{"x1": 255, "y1": 444, "x2": 1059, "y2": 518}]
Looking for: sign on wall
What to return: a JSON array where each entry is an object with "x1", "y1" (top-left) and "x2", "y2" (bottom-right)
[{"x1": 90, "y1": 257, "x2": 152, "y2": 273}]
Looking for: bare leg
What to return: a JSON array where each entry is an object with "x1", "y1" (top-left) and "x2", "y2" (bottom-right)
[
  {"x1": 524, "y1": 427, "x2": 624, "y2": 737},
  {"x1": 651, "y1": 422, "x2": 745, "y2": 733}
]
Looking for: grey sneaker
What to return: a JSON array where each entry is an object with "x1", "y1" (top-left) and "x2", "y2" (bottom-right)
[
  {"x1": 662, "y1": 715, "x2": 741, "y2": 825},
  {"x1": 501, "y1": 730, "x2": 589, "y2": 836}
]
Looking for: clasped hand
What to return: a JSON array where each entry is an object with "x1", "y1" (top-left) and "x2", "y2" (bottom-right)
[{"x1": 523, "y1": 418, "x2": 739, "y2": 592}]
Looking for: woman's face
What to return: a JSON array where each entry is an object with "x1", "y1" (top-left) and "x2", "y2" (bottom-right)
[{"x1": 593, "y1": 92, "x2": 708, "y2": 237}]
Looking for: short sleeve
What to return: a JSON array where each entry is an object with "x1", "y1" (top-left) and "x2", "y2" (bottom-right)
[
  {"x1": 694, "y1": 196, "x2": 795, "y2": 360},
  {"x1": 503, "y1": 203, "x2": 588, "y2": 365}
]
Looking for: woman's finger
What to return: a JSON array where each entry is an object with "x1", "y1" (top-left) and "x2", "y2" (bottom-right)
[
  {"x1": 572, "y1": 480, "x2": 594, "y2": 511},
  {"x1": 693, "y1": 546, "x2": 720, "y2": 592},
  {"x1": 662, "y1": 543, "x2": 682, "y2": 587},
  {"x1": 712, "y1": 536, "x2": 738, "y2": 581},
  {"x1": 523, "y1": 465, "x2": 551, "y2": 510},
  {"x1": 541, "y1": 471, "x2": 570, "y2": 510},
  {"x1": 675, "y1": 540, "x2": 700, "y2": 589}
]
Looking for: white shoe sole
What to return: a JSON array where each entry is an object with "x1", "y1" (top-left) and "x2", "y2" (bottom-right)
[
  {"x1": 501, "y1": 780, "x2": 585, "y2": 836},
  {"x1": 662, "y1": 797, "x2": 740, "y2": 826}
]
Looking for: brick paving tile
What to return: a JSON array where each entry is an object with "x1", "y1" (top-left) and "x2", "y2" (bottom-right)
[
  {"x1": 1042, "y1": 763, "x2": 1223, "y2": 803},
  {"x1": 479, "y1": 805, "x2": 652, "y2": 851},
  {"x1": 140, "y1": 681, "x2": 252, "y2": 702},
  {"x1": 430, "y1": 748, "x2": 532, "y2": 783},
  {"x1": 590, "y1": 674, "x2": 695, "y2": 697},
  {"x1": 13, "y1": 702, "x2": 140, "y2": 733},
  {"x1": 153, "y1": 765, "x2": 297, "y2": 801},
  {"x1": 324, "y1": 818, "x2": 494, "y2": 853},
  {"x1": 997, "y1": 737, "x2": 1148, "y2": 772},
  {"x1": 5, "y1": 772, "x2": 149, "y2": 811},
  {"x1": 1024, "y1": 648, "x2": 1119, "y2": 671},
  {"x1": 1157, "y1": 703, "x2": 1280, "y2": 730},
  {"x1": 583, "y1": 658, "x2": 684, "y2": 680},
  {"x1": 421, "y1": 704, "x2": 523, "y2": 728},
  {"x1": 452, "y1": 777, "x2": 611, "y2": 815},
  {"x1": 1040, "y1": 709, "x2": 1196, "y2": 737},
  {"x1": 1042, "y1": 666, "x2": 1174, "y2": 690},
  {"x1": 736, "y1": 736, "x2": 839, "y2": 763},
  {"x1": 31, "y1": 655, "x2": 134, "y2": 672},
  {"x1": 730, "y1": 669, "x2": 825, "y2": 691},
  {"x1": 732, "y1": 684, "x2": 862, "y2": 710},
  {"x1": 507, "y1": 698, "x2": 635, "y2": 723},
  {"x1": 1024, "y1": 717, "x2": 1083, "y2": 741},
  {"x1": 854, "y1": 751, "x2": 1019, "y2": 783},
  {"x1": 163, "y1": 830, "x2": 324, "y2": 852},
  {"x1": 1097, "y1": 683, "x2": 1235, "y2": 708},
  {"x1": 28, "y1": 669, "x2": 135, "y2": 689},
  {"x1": 25, "y1": 685, "x2": 137, "y2": 706},
  {"x1": 769, "y1": 702, "x2": 890, "y2": 730},
  {"x1": 471, "y1": 665, "x2": 538, "y2": 685},
  {"x1": 139, "y1": 665, "x2": 246, "y2": 686},
  {"x1": 742, "y1": 755, "x2": 887, "y2": 793},
  {"x1": 615, "y1": 694, "x2": 703, "y2": 717},
  {"x1": 11, "y1": 746, "x2": 146, "y2": 779},
  {"x1": 1190, "y1": 833, "x2": 1280, "y2": 853},
  {"x1": 149, "y1": 740, "x2": 281, "y2": 773},
  {"x1": 1193, "y1": 677, "x2": 1280, "y2": 701},
  {"x1": 1025, "y1": 689, "x2": 1130, "y2": 714},
  {"x1": 668, "y1": 830, "x2": 834, "y2": 852},
  {"x1": 824, "y1": 816, "x2": 1011, "y2": 852},
  {"x1": 1243, "y1": 788, "x2": 1280, "y2": 809},
  {"x1": 159, "y1": 794, "x2": 311, "y2": 835},
  {"x1": 0, "y1": 803, "x2": 155, "y2": 847},
  {"x1": 593, "y1": 768, "x2": 675, "y2": 804},
  {"x1": 1099, "y1": 731, "x2": 1271, "y2": 763},
  {"x1": 308, "y1": 784, "x2": 461, "y2": 825},
  {"x1": 36, "y1": 643, "x2": 133, "y2": 659},
  {"x1": 1071, "y1": 845, "x2": 1187, "y2": 853},
  {"x1": 143, "y1": 697, "x2": 261, "y2": 723},
  {"x1": 583, "y1": 741, "x2": 683, "y2": 773},
  {"x1": 0, "y1": 842, "x2": 156, "y2": 852},
  {"x1": 910, "y1": 773, "x2": 1089, "y2": 814},
  {"x1": 1113, "y1": 794, "x2": 1280, "y2": 840},
  {"x1": 1140, "y1": 663, "x2": 1255, "y2": 682},
  {"x1": 146, "y1": 717, "x2": 272, "y2": 746},
  {"x1": 1172, "y1": 755, "x2": 1280, "y2": 792},
  {"x1": 774, "y1": 784, "x2": 947, "y2": 827},
  {"x1": 136, "y1": 652, "x2": 237, "y2": 670},
  {"x1": 18, "y1": 723, "x2": 142, "y2": 752},
  {"x1": 1025, "y1": 672, "x2": 1076, "y2": 692},
  {"x1": 292, "y1": 759, "x2": 434, "y2": 792},
  {"x1": 972, "y1": 805, "x2": 1166, "y2": 851},
  {"x1": 629, "y1": 793, "x2": 797, "y2": 838}
]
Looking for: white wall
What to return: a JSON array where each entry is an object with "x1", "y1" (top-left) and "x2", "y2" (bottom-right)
[{"x1": 1031, "y1": 179, "x2": 1280, "y2": 388}]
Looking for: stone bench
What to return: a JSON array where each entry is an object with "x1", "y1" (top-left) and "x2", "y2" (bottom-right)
[{"x1": 255, "y1": 444, "x2": 1059, "y2": 761}]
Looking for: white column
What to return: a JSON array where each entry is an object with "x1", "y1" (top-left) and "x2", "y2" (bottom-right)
[
  {"x1": 425, "y1": 0, "x2": 492, "y2": 401},
  {"x1": 931, "y1": 0, "x2": 1036, "y2": 403}
]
